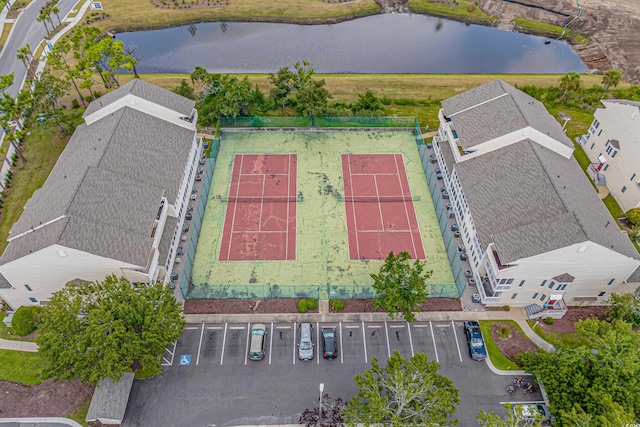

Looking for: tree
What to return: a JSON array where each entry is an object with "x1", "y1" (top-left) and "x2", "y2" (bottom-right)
[
  {"x1": 351, "y1": 89, "x2": 384, "y2": 115},
  {"x1": 268, "y1": 66, "x2": 295, "y2": 111},
  {"x1": 371, "y1": 251, "x2": 431, "y2": 322},
  {"x1": 0, "y1": 73, "x2": 27, "y2": 163},
  {"x1": 84, "y1": 37, "x2": 137, "y2": 88},
  {"x1": 50, "y1": 5, "x2": 61, "y2": 25},
  {"x1": 36, "y1": 275, "x2": 185, "y2": 385},
  {"x1": 477, "y1": 403, "x2": 543, "y2": 427},
  {"x1": 16, "y1": 46, "x2": 31, "y2": 69},
  {"x1": 343, "y1": 350, "x2": 459, "y2": 426},
  {"x1": 294, "y1": 78, "x2": 330, "y2": 117},
  {"x1": 515, "y1": 318, "x2": 640, "y2": 426},
  {"x1": 31, "y1": 69, "x2": 70, "y2": 133},
  {"x1": 173, "y1": 79, "x2": 196, "y2": 100},
  {"x1": 605, "y1": 292, "x2": 640, "y2": 327},
  {"x1": 48, "y1": 38, "x2": 87, "y2": 107},
  {"x1": 37, "y1": 12, "x2": 49, "y2": 33},
  {"x1": 299, "y1": 393, "x2": 345, "y2": 427},
  {"x1": 601, "y1": 69, "x2": 622, "y2": 98},
  {"x1": 626, "y1": 207, "x2": 640, "y2": 228},
  {"x1": 558, "y1": 72, "x2": 582, "y2": 101}
]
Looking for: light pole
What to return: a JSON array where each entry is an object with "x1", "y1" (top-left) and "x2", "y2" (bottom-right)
[{"x1": 319, "y1": 383, "x2": 324, "y2": 423}]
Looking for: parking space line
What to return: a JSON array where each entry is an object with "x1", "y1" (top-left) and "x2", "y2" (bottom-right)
[
  {"x1": 362, "y1": 321, "x2": 368, "y2": 364},
  {"x1": 220, "y1": 323, "x2": 227, "y2": 365},
  {"x1": 162, "y1": 342, "x2": 176, "y2": 366},
  {"x1": 412, "y1": 324, "x2": 429, "y2": 328},
  {"x1": 276, "y1": 325, "x2": 291, "y2": 329},
  {"x1": 367, "y1": 325, "x2": 383, "y2": 328},
  {"x1": 385, "y1": 321, "x2": 391, "y2": 358},
  {"x1": 389, "y1": 324, "x2": 404, "y2": 328},
  {"x1": 430, "y1": 322, "x2": 439, "y2": 363},
  {"x1": 269, "y1": 322, "x2": 274, "y2": 365},
  {"x1": 451, "y1": 320, "x2": 463, "y2": 363},
  {"x1": 196, "y1": 323, "x2": 205, "y2": 365},
  {"x1": 500, "y1": 401, "x2": 546, "y2": 405},
  {"x1": 407, "y1": 322, "x2": 414, "y2": 357},
  {"x1": 230, "y1": 326, "x2": 245, "y2": 330},
  {"x1": 207, "y1": 326, "x2": 222, "y2": 330},
  {"x1": 244, "y1": 322, "x2": 250, "y2": 365},
  {"x1": 339, "y1": 322, "x2": 344, "y2": 364},
  {"x1": 317, "y1": 322, "x2": 320, "y2": 365},
  {"x1": 344, "y1": 325, "x2": 359, "y2": 329},
  {"x1": 185, "y1": 326, "x2": 198, "y2": 330},
  {"x1": 293, "y1": 322, "x2": 296, "y2": 365}
]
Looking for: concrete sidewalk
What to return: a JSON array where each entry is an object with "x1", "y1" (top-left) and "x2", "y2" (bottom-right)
[
  {"x1": 184, "y1": 307, "x2": 555, "y2": 352},
  {"x1": 0, "y1": 336, "x2": 38, "y2": 352}
]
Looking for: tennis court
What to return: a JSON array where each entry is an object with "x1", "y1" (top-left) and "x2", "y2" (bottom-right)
[
  {"x1": 191, "y1": 131, "x2": 454, "y2": 297},
  {"x1": 219, "y1": 154, "x2": 297, "y2": 261},
  {"x1": 342, "y1": 153, "x2": 425, "y2": 260}
]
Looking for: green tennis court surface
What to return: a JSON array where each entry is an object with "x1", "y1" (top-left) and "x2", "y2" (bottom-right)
[{"x1": 191, "y1": 131, "x2": 454, "y2": 297}]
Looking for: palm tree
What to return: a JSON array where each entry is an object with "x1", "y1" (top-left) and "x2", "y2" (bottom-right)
[
  {"x1": 50, "y1": 5, "x2": 61, "y2": 25},
  {"x1": 557, "y1": 72, "x2": 582, "y2": 101},
  {"x1": 16, "y1": 48, "x2": 29, "y2": 69},
  {"x1": 37, "y1": 12, "x2": 49, "y2": 33},
  {"x1": 601, "y1": 69, "x2": 622, "y2": 99}
]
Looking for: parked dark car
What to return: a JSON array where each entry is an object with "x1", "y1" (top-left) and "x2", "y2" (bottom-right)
[
  {"x1": 185, "y1": 212, "x2": 192, "y2": 221},
  {"x1": 170, "y1": 271, "x2": 178, "y2": 281},
  {"x1": 182, "y1": 224, "x2": 190, "y2": 233},
  {"x1": 322, "y1": 327, "x2": 338, "y2": 359},
  {"x1": 464, "y1": 321, "x2": 487, "y2": 361},
  {"x1": 460, "y1": 252, "x2": 468, "y2": 261}
]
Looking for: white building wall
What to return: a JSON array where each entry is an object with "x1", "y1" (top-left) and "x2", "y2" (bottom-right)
[
  {"x1": 487, "y1": 241, "x2": 640, "y2": 307},
  {"x1": 0, "y1": 244, "x2": 150, "y2": 310},
  {"x1": 583, "y1": 102, "x2": 640, "y2": 211}
]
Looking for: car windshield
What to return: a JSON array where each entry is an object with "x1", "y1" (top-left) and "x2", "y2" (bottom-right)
[
  {"x1": 251, "y1": 329, "x2": 264, "y2": 336},
  {"x1": 471, "y1": 338, "x2": 484, "y2": 348},
  {"x1": 300, "y1": 341, "x2": 312, "y2": 350},
  {"x1": 323, "y1": 330, "x2": 335, "y2": 338}
]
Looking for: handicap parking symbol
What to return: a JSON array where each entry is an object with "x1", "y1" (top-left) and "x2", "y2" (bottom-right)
[{"x1": 179, "y1": 354, "x2": 191, "y2": 366}]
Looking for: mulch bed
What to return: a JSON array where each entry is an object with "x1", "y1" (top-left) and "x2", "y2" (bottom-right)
[
  {"x1": 533, "y1": 306, "x2": 606, "y2": 334},
  {"x1": 490, "y1": 322, "x2": 538, "y2": 362},
  {"x1": 185, "y1": 297, "x2": 461, "y2": 314},
  {"x1": 0, "y1": 378, "x2": 94, "y2": 418}
]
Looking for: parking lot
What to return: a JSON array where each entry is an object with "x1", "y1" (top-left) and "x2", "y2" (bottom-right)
[{"x1": 124, "y1": 320, "x2": 544, "y2": 427}]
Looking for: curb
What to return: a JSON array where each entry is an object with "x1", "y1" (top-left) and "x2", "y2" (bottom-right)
[{"x1": 0, "y1": 417, "x2": 82, "y2": 426}]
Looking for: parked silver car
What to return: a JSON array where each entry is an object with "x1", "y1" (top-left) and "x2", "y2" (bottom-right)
[
  {"x1": 298, "y1": 323, "x2": 314, "y2": 361},
  {"x1": 248, "y1": 323, "x2": 268, "y2": 361}
]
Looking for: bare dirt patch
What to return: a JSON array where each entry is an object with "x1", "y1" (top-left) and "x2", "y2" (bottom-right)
[
  {"x1": 342, "y1": 298, "x2": 462, "y2": 313},
  {"x1": 0, "y1": 378, "x2": 94, "y2": 418},
  {"x1": 184, "y1": 298, "x2": 315, "y2": 314},
  {"x1": 490, "y1": 322, "x2": 538, "y2": 362},
  {"x1": 534, "y1": 306, "x2": 606, "y2": 334}
]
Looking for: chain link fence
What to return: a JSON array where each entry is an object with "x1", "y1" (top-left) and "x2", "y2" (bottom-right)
[{"x1": 219, "y1": 116, "x2": 418, "y2": 129}]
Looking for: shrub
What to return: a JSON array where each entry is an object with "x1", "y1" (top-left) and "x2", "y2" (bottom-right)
[
  {"x1": 11, "y1": 306, "x2": 42, "y2": 336},
  {"x1": 468, "y1": 2, "x2": 476, "y2": 12},
  {"x1": 330, "y1": 300, "x2": 345, "y2": 312},
  {"x1": 498, "y1": 325, "x2": 512, "y2": 339},
  {"x1": 544, "y1": 316, "x2": 554, "y2": 325},
  {"x1": 71, "y1": 99, "x2": 80, "y2": 109},
  {"x1": 305, "y1": 298, "x2": 318, "y2": 311},
  {"x1": 297, "y1": 299, "x2": 308, "y2": 313},
  {"x1": 503, "y1": 305, "x2": 511, "y2": 311},
  {"x1": 626, "y1": 208, "x2": 640, "y2": 228}
]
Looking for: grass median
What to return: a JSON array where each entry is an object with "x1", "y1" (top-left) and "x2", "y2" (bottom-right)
[
  {"x1": 479, "y1": 320, "x2": 522, "y2": 371},
  {"x1": 526, "y1": 320, "x2": 590, "y2": 349},
  {"x1": 0, "y1": 349, "x2": 44, "y2": 384}
]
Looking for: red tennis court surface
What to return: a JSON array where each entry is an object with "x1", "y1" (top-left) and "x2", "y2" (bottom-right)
[
  {"x1": 219, "y1": 154, "x2": 297, "y2": 261},
  {"x1": 342, "y1": 153, "x2": 426, "y2": 260}
]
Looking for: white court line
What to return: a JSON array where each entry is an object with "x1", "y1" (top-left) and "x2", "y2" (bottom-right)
[
  {"x1": 346, "y1": 155, "x2": 362, "y2": 259},
  {"x1": 385, "y1": 321, "x2": 391, "y2": 358},
  {"x1": 339, "y1": 322, "x2": 344, "y2": 364},
  {"x1": 293, "y1": 322, "x2": 296, "y2": 365},
  {"x1": 269, "y1": 322, "x2": 274, "y2": 365},
  {"x1": 407, "y1": 322, "x2": 415, "y2": 357},
  {"x1": 373, "y1": 175, "x2": 385, "y2": 231},
  {"x1": 430, "y1": 322, "x2": 439, "y2": 363},
  {"x1": 285, "y1": 154, "x2": 290, "y2": 259},
  {"x1": 451, "y1": 321, "x2": 463, "y2": 363},
  {"x1": 394, "y1": 154, "x2": 418, "y2": 257},
  {"x1": 244, "y1": 322, "x2": 250, "y2": 365},
  {"x1": 226, "y1": 155, "x2": 245, "y2": 260},
  {"x1": 196, "y1": 323, "x2": 205, "y2": 365},
  {"x1": 259, "y1": 174, "x2": 265, "y2": 232},
  {"x1": 207, "y1": 326, "x2": 222, "y2": 330},
  {"x1": 362, "y1": 321, "x2": 368, "y2": 364},
  {"x1": 220, "y1": 323, "x2": 228, "y2": 365}
]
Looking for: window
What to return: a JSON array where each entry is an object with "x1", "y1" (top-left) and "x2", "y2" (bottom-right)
[
  {"x1": 632, "y1": 173, "x2": 637, "y2": 182},
  {"x1": 621, "y1": 186, "x2": 627, "y2": 193},
  {"x1": 29, "y1": 297, "x2": 37, "y2": 303},
  {"x1": 590, "y1": 143, "x2": 595, "y2": 150},
  {"x1": 540, "y1": 280, "x2": 547, "y2": 287},
  {"x1": 598, "y1": 129, "x2": 603, "y2": 136},
  {"x1": 548, "y1": 281, "x2": 555, "y2": 289},
  {"x1": 24, "y1": 284, "x2": 33, "y2": 291},
  {"x1": 598, "y1": 291, "x2": 606, "y2": 297},
  {"x1": 606, "y1": 145, "x2": 612, "y2": 155},
  {"x1": 594, "y1": 119, "x2": 600, "y2": 129},
  {"x1": 540, "y1": 294, "x2": 547, "y2": 301},
  {"x1": 57, "y1": 250, "x2": 67, "y2": 257},
  {"x1": 519, "y1": 280, "x2": 525, "y2": 287},
  {"x1": 607, "y1": 279, "x2": 615, "y2": 286},
  {"x1": 604, "y1": 164, "x2": 610, "y2": 171},
  {"x1": 532, "y1": 293, "x2": 539, "y2": 299},
  {"x1": 578, "y1": 245, "x2": 587, "y2": 253},
  {"x1": 612, "y1": 150, "x2": 618, "y2": 158},
  {"x1": 557, "y1": 284, "x2": 567, "y2": 291},
  {"x1": 511, "y1": 293, "x2": 517, "y2": 299}
]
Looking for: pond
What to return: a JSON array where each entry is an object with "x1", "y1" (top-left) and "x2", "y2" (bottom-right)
[{"x1": 116, "y1": 14, "x2": 586, "y2": 74}]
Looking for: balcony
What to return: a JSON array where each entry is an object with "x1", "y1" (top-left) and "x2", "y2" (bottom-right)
[
  {"x1": 587, "y1": 164, "x2": 606, "y2": 186},
  {"x1": 579, "y1": 134, "x2": 589, "y2": 146},
  {"x1": 525, "y1": 296, "x2": 568, "y2": 319}
]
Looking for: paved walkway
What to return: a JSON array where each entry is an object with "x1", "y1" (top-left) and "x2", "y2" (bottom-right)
[
  {"x1": 184, "y1": 307, "x2": 555, "y2": 353},
  {"x1": 0, "y1": 336, "x2": 38, "y2": 352},
  {"x1": 0, "y1": 417, "x2": 82, "y2": 426}
]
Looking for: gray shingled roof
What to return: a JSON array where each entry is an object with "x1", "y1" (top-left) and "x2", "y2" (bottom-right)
[
  {"x1": 609, "y1": 139, "x2": 620, "y2": 149},
  {"x1": 2, "y1": 101, "x2": 195, "y2": 267},
  {"x1": 86, "y1": 372, "x2": 134, "y2": 424},
  {"x1": 605, "y1": 99, "x2": 640, "y2": 108},
  {"x1": 456, "y1": 139, "x2": 638, "y2": 263},
  {"x1": 0, "y1": 272, "x2": 11, "y2": 289},
  {"x1": 441, "y1": 80, "x2": 572, "y2": 151},
  {"x1": 552, "y1": 273, "x2": 575, "y2": 283},
  {"x1": 84, "y1": 79, "x2": 195, "y2": 118},
  {"x1": 158, "y1": 215, "x2": 177, "y2": 268}
]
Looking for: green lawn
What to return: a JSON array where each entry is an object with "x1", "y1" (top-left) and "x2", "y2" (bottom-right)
[
  {"x1": 408, "y1": 0, "x2": 494, "y2": 23},
  {"x1": 0, "y1": 349, "x2": 44, "y2": 384},
  {"x1": 67, "y1": 397, "x2": 92, "y2": 424},
  {"x1": 603, "y1": 193, "x2": 625, "y2": 220},
  {"x1": 513, "y1": 17, "x2": 589, "y2": 43},
  {"x1": 527, "y1": 320, "x2": 590, "y2": 349},
  {"x1": 479, "y1": 320, "x2": 522, "y2": 371}
]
